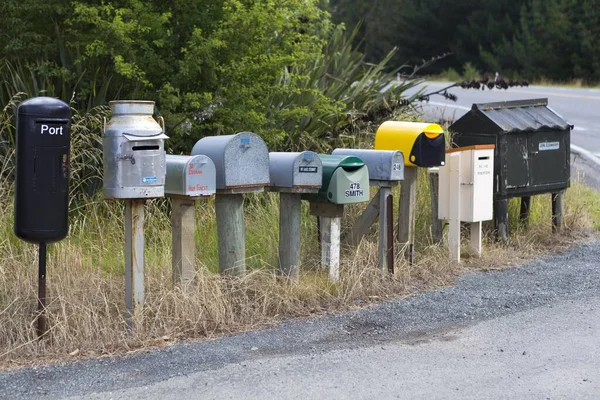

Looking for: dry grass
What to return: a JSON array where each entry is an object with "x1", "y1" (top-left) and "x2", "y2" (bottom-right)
[{"x1": 1, "y1": 170, "x2": 597, "y2": 370}]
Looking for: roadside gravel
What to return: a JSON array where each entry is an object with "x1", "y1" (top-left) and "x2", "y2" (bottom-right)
[{"x1": 1, "y1": 236, "x2": 599, "y2": 399}]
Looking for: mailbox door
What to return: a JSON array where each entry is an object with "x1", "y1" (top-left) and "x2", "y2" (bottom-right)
[
  {"x1": 328, "y1": 167, "x2": 370, "y2": 204},
  {"x1": 119, "y1": 138, "x2": 166, "y2": 188},
  {"x1": 470, "y1": 149, "x2": 494, "y2": 222},
  {"x1": 503, "y1": 135, "x2": 529, "y2": 191},
  {"x1": 528, "y1": 130, "x2": 569, "y2": 187}
]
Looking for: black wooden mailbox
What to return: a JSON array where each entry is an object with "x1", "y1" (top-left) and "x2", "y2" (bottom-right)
[
  {"x1": 15, "y1": 97, "x2": 71, "y2": 243},
  {"x1": 449, "y1": 98, "x2": 571, "y2": 240}
]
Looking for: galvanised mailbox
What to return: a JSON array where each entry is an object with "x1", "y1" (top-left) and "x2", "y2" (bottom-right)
[
  {"x1": 14, "y1": 97, "x2": 71, "y2": 243},
  {"x1": 165, "y1": 155, "x2": 216, "y2": 197},
  {"x1": 191, "y1": 132, "x2": 269, "y2": 191},
  {"x1": 103, "y1": 101, "x2": 168, "y2": 199},
  {"x1": 303, "y1": 155, "x2": 369, "y2": 204},
  {"x1": 375, "y1": 121, "x2": 445, "y2": 167},
  {"x1": 332, "y1": 149, "x2": 404, "y2": 183},
  {"x1": 269, "y1": 151, "x2": 322, "y2": 192}
]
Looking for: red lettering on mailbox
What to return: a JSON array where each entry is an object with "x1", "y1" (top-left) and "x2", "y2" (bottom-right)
[{"x1": 196, "y1": 185, "x2": 208, "y2": 191}]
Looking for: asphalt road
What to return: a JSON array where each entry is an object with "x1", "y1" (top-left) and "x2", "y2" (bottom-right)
[
  {"x1": 2, "y1": 238, "x2": 600, "y2": 399},
  {"x1": 408, "y1": 82, "x2": 600, "y2": 154}
]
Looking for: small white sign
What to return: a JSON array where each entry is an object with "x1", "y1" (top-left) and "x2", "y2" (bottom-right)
[{"x1": 539, "y1": 141, "x2": 560, "y2": 151}]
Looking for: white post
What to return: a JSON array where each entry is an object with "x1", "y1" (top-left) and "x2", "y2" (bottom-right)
[
  {"x1": 448, "y1": 153, "x2": 461, "y2": 263},
  {"x1": 470, "y1": 221, "x2": 482, "y2": 257},
  {"x1": 125, "y1": 199, "x2": 145, "y2": 326},
  {"x1": 320, "y1": 216, "x2": 341, "y2": 281}
]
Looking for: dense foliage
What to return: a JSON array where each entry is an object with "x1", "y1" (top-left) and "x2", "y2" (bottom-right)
[
  {"x1": 0, "y1": 0, "x2": 419, "y2": 157},
  {"x1": 329, "y1": 0, "x2": 600, "y2": 83}
]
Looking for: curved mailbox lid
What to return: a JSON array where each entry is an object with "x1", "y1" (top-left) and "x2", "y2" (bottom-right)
[
  {"x1": 269, "y1": 151, "x2": 322, "y2": 190},
  {"x1": 165, "y1": 155, "x2": 216, "y2": 197},
  {"x1": 332, "y1": 148, "x2": 404, "y2": 181},
  {"x1": 303, "y1": 154, "x2": 369, "y2": 204},
  {"x1": 375, "y1": 121, "x2": 445, "y2": 167},
  {"x1": 191, "y1": 132, "x2": 270, "y2": 190}
]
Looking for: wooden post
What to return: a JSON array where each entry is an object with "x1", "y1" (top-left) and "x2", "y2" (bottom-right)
[
  {"x1": 470, "y1": 221, "x2": 482, "y2": 257},
  {"x1": 494, "y1": 198, "x2": 509, "y2": 242},
  {"x1": 428, "y1": 168, "x2": 442, "y2": 244},
  {"x1": 320, "y1": 216, "x2": 341, "y2": 281},
  {"x1": 279, "y1": 193, "x2": 301, "y2": 281},
  {"x1": 519, "y1": 196, "x2": 531, "y2": 228},
  {"x1": 378, "y1": 187, "x2": 391, "y2": 271},
  {"x1": 552, "y1": 191, "x2": 565, "y2": 232},
  {"x1": 125, "y1": 199, "x2": 145, "y2": 326},
  {"x1": 345, "y1": 190, "x2": 381, "y2": 246},
  {"x1": 171, "y1": 198, "x2": 196, "y2": 289},
  {"x1": 448, "y1": 154, "x2": 461, "y2": 263},
  {"x1": 215, "y1": 194, "x2": 246, "y2": 276},
  {"x1": 398, "y1": 167, "x2": 417, "y2": 262}
]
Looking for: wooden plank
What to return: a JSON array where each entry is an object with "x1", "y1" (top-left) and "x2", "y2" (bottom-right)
[
  {"x1": 125, "y1": 199, "x2": 145, "y2": 327},
  {"x1": 494, "y1": 198, "x2": 509, "y2": 242},
  {"x1": 279, "y1": 193, "x2": 301, "y2": 281},
  {"x1": 448, "y1": 154, "x2": 461, "y2": 263},
  {"x1": 552, "y1": 191, "x2": 565, "y2": 233},
  {"x1": 398, "y1": 167, "x2": 418, "y2": 262},
  {"x1": 470, "y1": 221, "x2": 482, "y2": 257},
  {"x1": 378, "y1": 187, "x2": 391, "y2": 271},
  {"x1": 428, "y1": 169, "x2": 442, "y2": 244},
  {"x1": 344, "y1": 190, "x2": 381, "y2": 246},
  {"x1": 215, "y1": 194, "x2": 246, "y2": 275},
  {"x1": 519, "y1": 196, "x2": 531, "y2": 228},
  {"x1": 171, "y1": 198, "x2": 196, "y2": 289},
  {"x1": 320, "y1": 216, "x2": 341, "y2": 281}
]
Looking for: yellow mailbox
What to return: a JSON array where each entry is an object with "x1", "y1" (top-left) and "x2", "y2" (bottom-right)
[{"x1": 375, "y1": 121, "x2": 446, "y2": 167}]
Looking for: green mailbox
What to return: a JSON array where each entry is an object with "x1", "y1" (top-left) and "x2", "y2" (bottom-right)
[{"x1": 303, "y1": 155, "x2": 370, "y2": 204}]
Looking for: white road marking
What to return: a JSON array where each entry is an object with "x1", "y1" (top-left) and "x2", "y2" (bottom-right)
[{"x1": 425, "y1": 101, "x2": 471, "y2": 111}]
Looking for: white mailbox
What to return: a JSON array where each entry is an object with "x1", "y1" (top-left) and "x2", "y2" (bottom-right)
[
  {"x1": 165, "y1": 155, "x2": 216, "y2": 197},
  {"x1": 439, "y1": 145, "x2": 495, "y2": 223},
  {"x1": 438, "y1": 145, "x2": 495, "y2": 263}
]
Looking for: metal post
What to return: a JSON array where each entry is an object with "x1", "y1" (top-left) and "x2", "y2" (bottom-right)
[
  {"x1": 378, "y1": 187, "x2": 391, "y2": 271},
  {"x1": 125, "y1": 199, "x2": 145, "y2": 326},
  {"x1": 171, "y1": 198, "x2": 196, "y2": 289},
  {"x1": 215, "y1": 194, "x2": 246, "y2": 275},
  {"x1": 37, "y1": 242, "x2": 47, "y2": 338},
  {"x1": 386, "y1": 193, "x2": 394, "y2": 274},
  {"x1": 428, "y1": 169, "x2": 442, "y2": 244},
  {"x1": 279, "y1": 193, "x2": 301, "y2": 281}
]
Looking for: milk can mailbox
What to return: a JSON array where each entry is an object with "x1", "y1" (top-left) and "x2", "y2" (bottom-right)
[
  {"x1": 103, "y1": 101, "x2": 168, "y2": 199},
  {"x1": 14, "y1": 97, "x2": 71, "y2": 243}
]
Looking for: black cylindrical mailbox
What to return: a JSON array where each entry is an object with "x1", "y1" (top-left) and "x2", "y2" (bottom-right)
[{"x1": 14, "y1": 97, "x2": 71, "y2": 243}]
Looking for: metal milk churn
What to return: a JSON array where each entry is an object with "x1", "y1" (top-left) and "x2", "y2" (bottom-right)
[{"x1": 103, "y1": 100, "x2": 169, "y2": 199}]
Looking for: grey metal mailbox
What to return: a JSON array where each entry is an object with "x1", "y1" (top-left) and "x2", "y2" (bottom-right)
[
  {"x1": 103, "y1": 101, "x2": 168, "y2": 199},
  {"x1": 332, "y1": 149, "x2": 404, "y2": 183},
  {"x1": 165, "y1": 155, "x2": 216, "y2": 197},
  {"x1": 191, "y1": 132, "x2": 269, "y2": 192},
  {"x1": 269, "y1": 151, "x2": 322, "y2": 192}
]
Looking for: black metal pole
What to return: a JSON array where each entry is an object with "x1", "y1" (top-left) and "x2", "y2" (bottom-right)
[{"x1": 37, "y1": 242, "x2": 47, "y2": 338}]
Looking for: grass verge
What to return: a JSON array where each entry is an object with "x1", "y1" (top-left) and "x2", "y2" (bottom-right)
[{"x1": 0, "y1": 169, "x2": 598, "y2": 369}]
